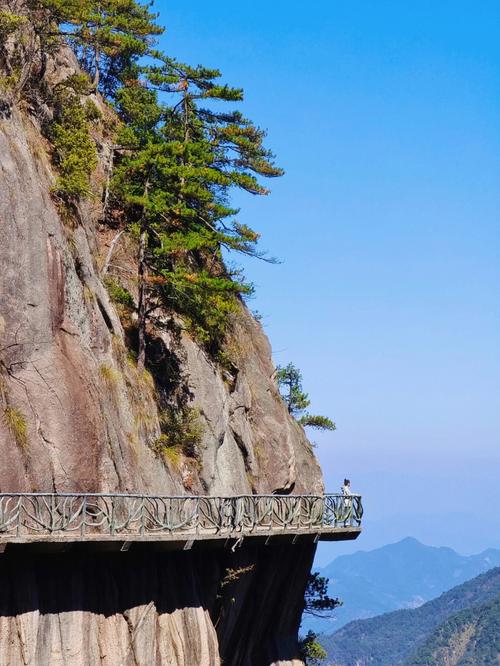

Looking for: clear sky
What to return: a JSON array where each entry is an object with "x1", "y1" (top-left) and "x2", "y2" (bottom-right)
[{"x1": 155, "y1": 1, "x2": 500, "y2": 561}]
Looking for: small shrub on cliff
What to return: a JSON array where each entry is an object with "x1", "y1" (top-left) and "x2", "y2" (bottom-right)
[
  {"x1": 298, "y1": 631, "x2": 327, "y2": 666},
  {"x1": 3, "y1": 406, "x2": 28, "y2": 449},
  {"x1": 50, "y1": 79, "x2": 98, "y2": 198},
  {"x1": 105, "y1": 277, "x2": 134, "y2": 309},
  {"x1": 0, "y1": 11, "x2": 26, "y2": 37},
  {"x1": 276, "y1": 363, "x2": 336, "y2": 432},
  {"x1": 152, "y1": 436, "x2": 182, "y2": 469},
  {"x1": 155, "y1": 406, "x2": 203, "y2": 459},
  {"x1": 219, "y1": 565, "x2": 255, "y2": 589},
  {"x1": 151, "y1": 406, "x2": 203, "y2": 468},
  {"x1": 99, "y1": 364, "x2": 121, "y2": 387}
]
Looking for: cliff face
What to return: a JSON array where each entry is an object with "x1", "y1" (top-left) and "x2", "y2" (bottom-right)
[
  {"x1": 0, "y1": 62, "x2": 322, "y2": 499},
  {"x1": 0, "y1": 16, "x2": 322, "y2": 666},
  {"x1": 0, "y1": 545, "x2": 315, "y2": 666}
]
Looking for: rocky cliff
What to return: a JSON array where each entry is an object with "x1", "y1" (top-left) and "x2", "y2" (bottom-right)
[{"x1": 0, "y1": 5, "x2": 323, "y2": 664}]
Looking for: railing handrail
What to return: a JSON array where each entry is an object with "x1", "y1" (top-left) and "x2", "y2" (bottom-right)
[
  {"x1": 0, "y1": 492, "x2": 362, "y2": 499},
  {"x1": 0, "y1": 493, "x2": 363, "y2": 543}
]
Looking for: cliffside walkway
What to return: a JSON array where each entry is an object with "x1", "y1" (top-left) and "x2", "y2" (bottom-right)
[{"x1": 0, "y1": 493, "x2": 362, "y2": 551}]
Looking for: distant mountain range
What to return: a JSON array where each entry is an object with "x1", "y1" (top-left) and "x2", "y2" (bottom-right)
[
  {"x1": 302, "y1": 537, "x2": 500, "y2": 635},
  {"x1": 321, "y1": 566, "x2": 500, "y2": 665}
]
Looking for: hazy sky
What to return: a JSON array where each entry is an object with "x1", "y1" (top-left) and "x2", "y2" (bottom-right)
[{"x1": 156, "y1": 1, "x2": 500, "y2": 561}]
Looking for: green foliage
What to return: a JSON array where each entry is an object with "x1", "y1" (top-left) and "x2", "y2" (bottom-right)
[
  {"x1": 0, "y1": 68, "x2": 21, "y2": 93},
  {"x1": 152, "y1": 437, "x2": 182, "y2": 468},
  {"x1": 276, "y1": 363, "x2": 310, "y2": 414},
  {"x1": 155, "y1": 406, "x2": 203, "y2": 458},
  {"x1": 31, "y1": 0, "x2": 282, "y2": 359},
  {"x1": 50, "y1": 79, "x2": 98, "y2": 198},
  {"x1": 0, "y1": 11, "x2": 25, "y2": 93},
  {"x1": 0, "y1": 10, "x2": 26, "y2": 37},
  {"x1": 105, "y1": 277, "x2": 134, "y2": 308},
  {"x1": 3, "y1": 406, "x2": 28, "y2": 449},
  {"x1": 299, "y1": 414, "x2": 336, "y2": 431},
  {"x1": 30, "y1": 0, "x2": 162, "y2": 95},
  {"x1": 112, "y1": 55, "x2": 282, "y2": 353},
  {"x1": 299, "y1": 631, "x2": 327, "y2": 666},
  {"x1": 84, "y1": 98, "x2": 102, "y2": 121},
  {"x1": 304, "y1": 572, "x2": 342, "y2": 618},
  {"x1": 99, "y1": 363, "x2": 121, "y2": 386},
  {"x1": 276, "y1": 363, "x2": 336, "y2": 431}
]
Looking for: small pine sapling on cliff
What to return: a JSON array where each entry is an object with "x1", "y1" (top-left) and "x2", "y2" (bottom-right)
[
  {"x1": 50, "y1": 75, "x2": 98, "y2": 198},
  {"x1": 298, "y1": 632, "x2": 327, "y2": 666},
  {"x1": 299, "y1": 572, "x2": 341, "y2": 665},
  {"x1": 276, "y1": 363, "x2": 336, "y2": 431},
  {"x1": 303, "y1": 572, "x2": 342, "y2": 618}
]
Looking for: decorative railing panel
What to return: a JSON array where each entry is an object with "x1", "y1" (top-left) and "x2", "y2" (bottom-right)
[{"x1": 0, "y1": 494, "x2": 362, "y2": 540}]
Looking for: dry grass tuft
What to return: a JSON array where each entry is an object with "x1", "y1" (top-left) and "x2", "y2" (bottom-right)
[
  {"x1": 99, "y1": 364, "x2": 121, "y2": 386},
  {"x1": 3, "y1": 406, "x2": 28, "y2": 449},
  {"x1": 152, "y1": 435, "x2": 183, "y2": 469}
]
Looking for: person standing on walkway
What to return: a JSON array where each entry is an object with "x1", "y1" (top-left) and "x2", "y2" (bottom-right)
[
  {"x1": 341, "y1": 478, "x2": 352, "y2": 526},
  {"x1": 341, "y1": 479, "x2": 352, "y2": 496}
]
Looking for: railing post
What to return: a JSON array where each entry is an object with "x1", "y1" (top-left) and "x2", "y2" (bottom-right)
[
  {"x1": 111, "y1": 497, "x2": 115, "y2": 536},
  {"x1": 50, "y1": 494, "x2": 55, "y2": 533},
  {"x1": 140, "y1": 497, "x2": 145, "y2": 535},
  {"x1": 81, "y1": 496, "x2": 86, "y2": 537}
]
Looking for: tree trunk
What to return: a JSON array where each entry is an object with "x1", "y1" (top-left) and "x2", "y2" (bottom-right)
[
  {"x1": 93, "y1": 46, "x2": 100, "y2": 89},
  {"x1": 137, "y1": 222, "x2": 148, "y2": 372},
  {"x1": 101, "y1": 146, "x2": 114, "y2": 220},
  {"x1": 101, "y1": 229, "x2": 124, "y2": 276}
]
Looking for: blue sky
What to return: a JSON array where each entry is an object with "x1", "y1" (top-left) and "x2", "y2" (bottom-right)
[{"x1": 155, "y1": 1, "x2": 500, "y2": 561}]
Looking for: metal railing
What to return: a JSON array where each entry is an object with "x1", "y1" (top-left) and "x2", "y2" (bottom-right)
[{"x1": 0, "y1": 493, "x2": 363, "y2": 540}]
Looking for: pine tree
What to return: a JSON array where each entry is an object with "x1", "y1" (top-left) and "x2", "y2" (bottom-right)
[
  {"x1": 112, "y1": 56, "x2": 283, "y2": 366},
  {"x1": 22, "y1": 0, "x2": 284, "y2": 369},
  {"x1": 30, "y1": 0, "x2": 162, "y2": 94},
  {"x1": 276, "y1": 363, "x2": 336, "y2": 431}
]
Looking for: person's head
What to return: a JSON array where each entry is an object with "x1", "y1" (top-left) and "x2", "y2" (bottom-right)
[{"x1": 344, "y1": 478, "x2": 350, "y2": 486}]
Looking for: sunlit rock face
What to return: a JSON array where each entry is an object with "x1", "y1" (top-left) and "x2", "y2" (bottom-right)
[
  {"x1": 0, "y1": 14, "x2": 322, "y2": 665},
  {"x1": 0, "y1": 545, "x2": 314, "y2": 666}
]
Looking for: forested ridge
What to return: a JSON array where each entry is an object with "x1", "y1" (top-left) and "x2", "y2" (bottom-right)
[
  {"x1": 321, "y1": 566, "x2": 500, "y2": 665},
  {"x1": 406, "y1": 596, "x2": 500, "y2": 666}
]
